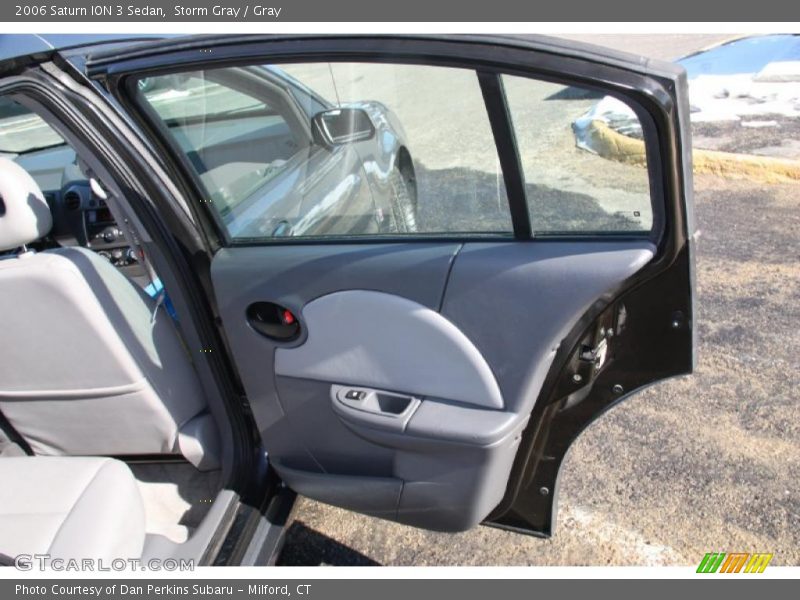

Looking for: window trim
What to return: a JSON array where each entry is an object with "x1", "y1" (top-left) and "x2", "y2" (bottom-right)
[
  {"x1": 477, "y1": 71, "x2": 531, "y2": 241},
  {"x1": 105, "y1": 40, "x2": 672, "y2": 248},
  {"x1": 500, "y1": 72, "x2": 657, "y2": 238}
]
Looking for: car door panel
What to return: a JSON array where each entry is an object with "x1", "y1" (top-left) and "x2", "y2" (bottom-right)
[
  {"x1": 275, "y1": 290, "x2": 504, "y2": 409},
  {"x1": 90, "y1": 34, "x2": 694, "y2": 536},
  {"x1": 441, "y1": 241, "x2": 656, "y2": 414},
  {"x1": 210, "y1": 239, "x2": 656, "y2": 530},
  {"x1": 209, "y1": 243, "x2": 458, "y2": 466}
]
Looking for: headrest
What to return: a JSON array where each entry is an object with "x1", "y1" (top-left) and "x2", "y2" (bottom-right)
[{"x1": 0, "y1": 157, "x2": 52, "y2": 252}]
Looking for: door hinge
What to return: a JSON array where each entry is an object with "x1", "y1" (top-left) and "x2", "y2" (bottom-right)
[{"x1": 579, "y1": 330, "x2": 611, "y2": 372}]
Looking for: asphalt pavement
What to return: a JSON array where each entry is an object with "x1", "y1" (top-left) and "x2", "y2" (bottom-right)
[{"x1": 277, "y1": 34, "x2": 800, "y2": 566}]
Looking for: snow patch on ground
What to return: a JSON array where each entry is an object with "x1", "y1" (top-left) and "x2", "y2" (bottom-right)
[
  {"x1": 575, "y1": 35, "x2": 800, "y2": 154},
  {"x1": 688, "y1": 73, "x2": 800, "y2": 123}
]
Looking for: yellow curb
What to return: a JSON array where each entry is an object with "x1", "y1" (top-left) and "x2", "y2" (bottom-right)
[{"x1": 585, "y1": 120, "x2": 800, "y2": 184}]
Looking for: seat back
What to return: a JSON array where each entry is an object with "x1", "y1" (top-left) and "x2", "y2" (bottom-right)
[{"x1": 0, "y1": 157, "x2": 218, "y2": 468}]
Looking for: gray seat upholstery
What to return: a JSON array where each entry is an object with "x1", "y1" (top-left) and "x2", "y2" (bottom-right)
[
  {"x1": 0, "y1": 157, "x2": 219, "y2": 469},
  {"x1": 0, "y1": 456, "x2": 145, "y2": 560}
]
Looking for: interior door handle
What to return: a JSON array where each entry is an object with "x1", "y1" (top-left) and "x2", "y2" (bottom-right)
[
  {"x1": 330, "y1": 384, "x2": 421, "y2": 433},
  {"x1": 246, "y1": 302, "x2": 300, "y2": 341}
]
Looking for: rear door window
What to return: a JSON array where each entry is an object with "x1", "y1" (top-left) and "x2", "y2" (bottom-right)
[
  {"x1": 502, "y1": 75, "x2": 654, "y2": 234},
  {"x1": 134, "y1": 61, "x2": 659, "y2": 243},
  {"x1": 136, "y1": 63, "x2": 513, "y2": 241}
]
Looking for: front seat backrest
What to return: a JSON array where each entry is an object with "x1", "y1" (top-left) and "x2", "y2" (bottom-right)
[
  {"x1": 0, "y1": 157, "x2": 219, "y2": 469},
  {"x1": 0, "y1": 157, "x2": 52, "y2": 251}
]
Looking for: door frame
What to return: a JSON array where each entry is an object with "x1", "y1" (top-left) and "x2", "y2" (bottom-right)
[
  {"x1": 0, "y1": 60, "x2": 294, "y2": 561},
  {"x1": 86, "y1": 34, "x2": 696, "y2": 536}
]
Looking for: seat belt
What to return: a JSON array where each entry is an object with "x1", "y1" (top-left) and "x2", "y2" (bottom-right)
[{"x1": 0, "y1": 409, "x2": 33, "y2": 456}]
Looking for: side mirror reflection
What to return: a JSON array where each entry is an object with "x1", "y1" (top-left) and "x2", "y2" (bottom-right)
[{"x1": 312, "y1": 108, "x2": 376, "y2": 148}]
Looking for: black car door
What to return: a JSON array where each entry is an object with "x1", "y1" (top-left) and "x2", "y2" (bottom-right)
[{"x1": 88, "y1": 34, "x2": 695, "y2": 536}]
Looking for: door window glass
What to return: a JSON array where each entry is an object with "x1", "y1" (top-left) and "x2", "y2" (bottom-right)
[
  {"x1": 137, "y1": 63, "x2": 512, "y2": 241},
  {"x1": 502, "y1": 74, "x2": 654, "y2": 233}
]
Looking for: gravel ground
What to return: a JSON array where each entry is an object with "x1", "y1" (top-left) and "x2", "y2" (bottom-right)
[{"x1": 277, "y1": 34, "x2": 800, "y2": 567}]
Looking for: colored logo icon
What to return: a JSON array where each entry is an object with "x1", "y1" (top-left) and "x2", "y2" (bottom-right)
[{"x1": 697, "y1": 553, "x2": 773, "y2": 573}]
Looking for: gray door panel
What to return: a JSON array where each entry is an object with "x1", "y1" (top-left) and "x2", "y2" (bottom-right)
[
  {"x1": 210, "y1": 243, "x2": 458, "y2": 476},
  {"x1": 441, "y1": 241, "x2": 656, "y2": 415},
  {"x1": 275, "y1": 290, "x2": 504, "y2": 409},
  {"x1": 210, "y1": 240, "x2": 654, "y2": 530}
]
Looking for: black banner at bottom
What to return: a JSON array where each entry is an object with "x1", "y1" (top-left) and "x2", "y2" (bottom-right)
[{"x1": 1, "y1": 579, "x2": 793, "y2": 600}]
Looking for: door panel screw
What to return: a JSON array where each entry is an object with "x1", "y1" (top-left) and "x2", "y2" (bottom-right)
[
  {"x1": 572, "y1": 373, "x2": 583, "y2": 383},
  {"x1": 612, "y1": 384, "x2": 624, "y2": 395},
  {"x1": 539, "y1": 487, "x2": 550, "y2": 496}
]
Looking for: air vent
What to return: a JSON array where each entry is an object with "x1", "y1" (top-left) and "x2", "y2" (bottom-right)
[{"x1": 64, "y1": 191, "x2": 81, "y2": 211}]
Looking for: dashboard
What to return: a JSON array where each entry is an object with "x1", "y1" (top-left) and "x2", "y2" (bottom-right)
[
  {"x1": 13, "y1": 146, "x2": 145, "y2": 278},
  {"x1": 59, "y1": 183, "x2": 140, "y2": 270}
]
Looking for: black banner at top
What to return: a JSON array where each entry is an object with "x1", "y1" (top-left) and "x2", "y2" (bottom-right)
[{"x1": 1, "y1": 0, "x2": 793, "y2": 22}]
